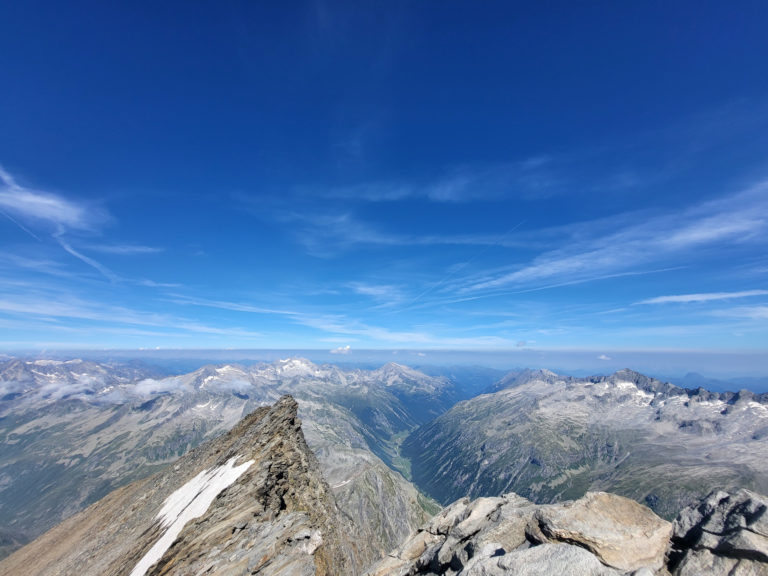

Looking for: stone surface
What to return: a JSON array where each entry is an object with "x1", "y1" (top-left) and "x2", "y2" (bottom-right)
[
  {"x1": 365, "y1": 491, "x2": 667, "y2": 576},
  {"x1": 670, "y1": 489, "x2": 768, "y2": 575},
  {"x1": 461, "y1": 543, "x2": 622, "y2": 576},
  {"x1": 531, "y1": 492, "x2": 672, "y2": 571}
]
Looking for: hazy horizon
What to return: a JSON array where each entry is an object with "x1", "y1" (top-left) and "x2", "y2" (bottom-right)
[{"x1": 4, "y1": 347, "x2": 767, "y2": 384}]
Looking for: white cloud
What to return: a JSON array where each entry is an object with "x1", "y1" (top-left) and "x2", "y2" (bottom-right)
[
  {"x1": 598, "y1": 354, "x2": 611, "y2": 360},
  {"x1": 462, "y1": 181, "x2": 768, "y2": 293},
  {"x1": 311, "y1": 158, "x2": 558, "y2": 204},
  {"x1": 637, "y1": 290, "x2": 768, "y2": 305},
  {"x1": 349, "y1": 282, "x2": 405, "y2": 307},
  {"x1": 168, "y1": 294, "x2": 298, "y2": 316},
  {"x1": 713, "y1": 306, "x2": 768, "y2": 320},
  {"x1": 330, "y1": 345, "x2": 351, "y2": 354},
  {"x1": 274, "y1": 209, "x2": 527, "y2": 257},
  {"x1": 56, "y1": 236, "x2": 119, "y2": 282},
  {"x1": 0, "y1": 165, "x2": 103, "y2": 232},
  {"x1": 86, "y1": 244, "x2": 164, "y2": 255}
]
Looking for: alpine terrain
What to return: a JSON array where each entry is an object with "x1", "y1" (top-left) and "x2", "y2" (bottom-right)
[
  {"x1": 404, "y1": 368, "x2": 768, "y2": 519},
  {"x1": 0, "y1": 358, "x2": 449, "y2": 560},
  {"x1": 0, "y1": 395, "x2": 362, "y2": 576}
]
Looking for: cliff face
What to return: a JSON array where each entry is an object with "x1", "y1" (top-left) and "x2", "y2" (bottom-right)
[{"x1": 0, "y1": 396, "x2": 362, "y2": 576}]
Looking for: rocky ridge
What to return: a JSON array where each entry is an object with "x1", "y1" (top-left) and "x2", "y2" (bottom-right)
[
  {"x1": 0, "y1": 358, "x2": 444, "y2": 559},
  {"x1": 0, "y1": 395, "x2": 362, "y2": 576},
  {"x1": 365, "y1": 489, "x2": 768, "y2": 575}
]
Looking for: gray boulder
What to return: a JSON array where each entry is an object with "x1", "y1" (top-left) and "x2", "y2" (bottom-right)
[
  {"x1": 530, "y1": 491, "x2": 672, "y2": 572},
  {"x1": 364, "y1": 492, "x2": 668, "y2": 576},
  {"x1": 670, "y1": 489, "x2": 768, "y2": 575},
  {"x1": 460, "y1": 543, "x2": 622, "y2": 576}
]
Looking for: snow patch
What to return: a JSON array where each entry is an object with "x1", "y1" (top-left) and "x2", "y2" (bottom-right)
[
  {"x1": 129, "y1": 456, "x2": 254, "y2": 576},
  {"x1": 614, "y1": 381, "x2": 636, "y2": 391},
  {"x1": 748, "y1": 401, "x2": 768, "y2": 414},
  {"x1": 31, "y1": 359, "x2": 64, "y2": 366},
  {"x1": 216, "y1": 365, "x2": 239, "y2": 374}
]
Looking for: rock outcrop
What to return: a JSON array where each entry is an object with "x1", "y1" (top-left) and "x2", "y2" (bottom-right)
[
  {"x1": 366, "y1": 489, "x2": 768, "y2": 575},
  {"x1": 669, "y1": 489, "x2": 768, "y2": 575},
  {"x1": 0, "y1": 396, "x2": 361, "y2": 576},
  {"x1": 365, "y1": 491, "x2": 672, "y2": 576}
]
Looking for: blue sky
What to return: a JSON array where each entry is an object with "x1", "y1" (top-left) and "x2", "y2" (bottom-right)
[{"x1": 0, "y1": 2, "x2": 767, "y2": 366}]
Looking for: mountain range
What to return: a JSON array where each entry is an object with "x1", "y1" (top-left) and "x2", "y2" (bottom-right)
[
  {"x1": 3, "y1": 392, "x2": 767, "y2": 575},
  {"x1": 2, "y1": 357, "x2": 768, "y2": 573},
  {"x1": 0, "y1": 358, "x2": 452, "y2": 561},
  {"x1": 404, "y1": 368, "x2": 768, "y2": 518}
]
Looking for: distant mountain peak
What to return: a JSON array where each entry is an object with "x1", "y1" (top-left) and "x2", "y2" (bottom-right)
[{"x1": 275, "y1": 357, "x2": 318, "y2": 372}]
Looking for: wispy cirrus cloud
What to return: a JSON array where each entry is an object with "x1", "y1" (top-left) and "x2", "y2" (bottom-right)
[
  {"x1": 0, "y1": 165, "x2": 105, "y2": 233},
  {"x1": 168, "y1": 294, "x2": 299, "y2": 317},
  {"x1": 637, "y1": 290, "x2": 768, "y2": 305},
  {"x1": 307, "y1": 157, "x2": 559, "y2": 203},
  {"x1": 55, "y1": 236, "x2": 120, "y2": 283},
  {"x1": 273, "y1": 209, "x2": 526, "y2": 257},
  {"x1": 349, "y1": 282, "x2": 405, "y2": 307},
  {"x1": 462, "y1": 181, "x2": 768, "y2": 293},
  {"x1": 0, "y1": 290, "x2": 265, "y2": 339},
  {"x1": 712, "y1": 306, "x2": 768, "y2": 320},
  {"x1": 293, "y1": 313, "x2": 431, "y2": 344},
  {"x1": 0, "y1": 165, "x2": 162, "y2": 283},
  {"x1": 85, "y1": 244, "x2": 164, "y2": 255}
]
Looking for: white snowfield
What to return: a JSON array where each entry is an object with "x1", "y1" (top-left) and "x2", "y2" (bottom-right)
[{"x1": 129, "y1": 456, "x2": 254, "y2": 576}]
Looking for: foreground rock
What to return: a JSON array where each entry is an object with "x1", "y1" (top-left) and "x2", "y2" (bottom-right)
[
  {"x1": 669, "y1": 489, "x2": 768, "y2": 575},
  {"x1": 0, "y1": 396, "x2": 361, "y2": 576},
  {"x1": 366, "y1": 489, "x2": 768, "y2": 575},
  {"x1": 531, "y1": 492, "x2": 672, "y2": 571},
  {"x1": 365, "y1": 491, "x2": 671, "y2": 575}
]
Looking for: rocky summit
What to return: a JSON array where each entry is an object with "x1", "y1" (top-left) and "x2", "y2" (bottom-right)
[
  {"x1": 365, "y1": 489, "x2": 768, "y2": 575},
  {"x1": 0, "y1": 395, "x2": 362, "y2": 576}
]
